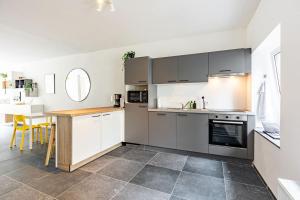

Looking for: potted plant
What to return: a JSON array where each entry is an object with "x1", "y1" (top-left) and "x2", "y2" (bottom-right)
[
  {"x1": 24, "y1": 81, "x2": 33, "y2": 96},
  {"x1": 122, "y1": 51, "x2": 135, "y2": 63},
  {"x1": 0, "y1": 73, "x2": 8, "y2": 93}
]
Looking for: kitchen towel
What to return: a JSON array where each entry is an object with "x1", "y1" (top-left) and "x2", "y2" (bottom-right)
[{"x1": 257, "y1": 80, "x2": 266, "y2": 121}]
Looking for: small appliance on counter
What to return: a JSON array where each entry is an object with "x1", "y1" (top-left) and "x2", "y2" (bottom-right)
[
  {"x1": 127, "y1": 90, "x2": 148, "y2": 103},
  {"x1": 113, "y1": 94, "x2": 122, "y2": 107}
]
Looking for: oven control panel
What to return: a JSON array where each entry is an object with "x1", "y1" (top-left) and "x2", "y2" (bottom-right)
[{"x1": 209, "y1": 114, "x2": 247, "y2": 121}]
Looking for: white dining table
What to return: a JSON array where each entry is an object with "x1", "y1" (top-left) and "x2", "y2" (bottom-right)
[
  {"x1": 0, "y1": 104, "x2": 44, "y2": 149},
  {"x1": 24, "y1": 113, "x2": 45, "y2": 149}
]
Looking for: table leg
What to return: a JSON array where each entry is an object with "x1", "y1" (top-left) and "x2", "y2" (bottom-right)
[
  {"x1": 29, "y1": 118, "x2": 33, "y2": 150},
  {"x1": 55, "y1": 119, "x2": 58, "y2": 168}
]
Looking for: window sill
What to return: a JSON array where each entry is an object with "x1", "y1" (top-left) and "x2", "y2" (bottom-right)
[{"x1": 255, "y1": 128, "x2": 280, "y2": 148}]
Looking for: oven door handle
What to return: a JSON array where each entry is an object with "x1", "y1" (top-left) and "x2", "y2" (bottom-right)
[{"x1": 212, "y1": 120, "x2": 244, "y2": 125}]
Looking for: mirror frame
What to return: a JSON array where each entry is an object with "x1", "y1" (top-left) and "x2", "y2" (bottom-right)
[{"x1": 65, "y1": 68, "x2": 91, "y2": 102}]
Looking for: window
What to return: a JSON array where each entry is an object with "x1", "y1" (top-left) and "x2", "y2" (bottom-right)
[{"x1": 272, "y1": 49, "x2": 281, "y2": 93}]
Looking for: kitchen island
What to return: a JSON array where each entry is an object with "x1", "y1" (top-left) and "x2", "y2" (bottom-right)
[{"x1": 47, "y1": 107, "x2": 124, "y2": 172}]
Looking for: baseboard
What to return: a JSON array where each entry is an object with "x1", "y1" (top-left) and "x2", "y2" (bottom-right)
[
  {"x1": 252, "y1": 164, "x2": 277, "y2": 200},
  {"x1": 68, "y1": 143, "x2": 122, "y2": 172}
]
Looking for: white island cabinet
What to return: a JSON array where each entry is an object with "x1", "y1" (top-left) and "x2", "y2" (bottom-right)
[
  {"x1": 47, "y1": 107, "x2": 124, "y2": 172},
  {"x1": 72, "y1": 111, "x2": 123, "y2": 165}
]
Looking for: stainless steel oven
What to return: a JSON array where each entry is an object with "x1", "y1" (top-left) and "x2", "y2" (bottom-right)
[{"x1": 209, "y1": 114, "x2": 247, "y2": 148}]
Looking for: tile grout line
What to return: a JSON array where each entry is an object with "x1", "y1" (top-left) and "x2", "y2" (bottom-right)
[
  {"x1": 102, "y1": 172, "x2": 130, "y2": 200},
  {"x1": 109, "y1": 150, "x2": 162, "y2": 200},
  {"x1": 80, "y1": 154, "x2": 120, "y2": 174},
  {"x1": 108, "y1": 182, "x2": 129, "y2": 200},
  {"x1": 102, "y1": 148, "x2": 156, "y2": 200},
  {"x1": 169, "y1": 170, "x2": 182, "y2": 199},
  {"x1": 222, "y1": 162, "x2": 228, "y2": 200},
  {"x1": 55, "y1": 171, "x2": 95, "y2": 198},
  {"x1": 2, "y1": 164, "x2": 29, "y2": 176},
  {"x1": 222, "y1": 161, "x2": 268, "y2": 189},
  {"x1": 182, "y1": 169, "x2": 225, "y2": 181},
  {"x1": 2, "y1": 174, "x2": 59, "y2": 200},
  {"x1": 125, "y1": 150, "x2": 159, "y2": 183},
  {"x1": 124, "y1": 181, "x2": 171, "y2": 199}
]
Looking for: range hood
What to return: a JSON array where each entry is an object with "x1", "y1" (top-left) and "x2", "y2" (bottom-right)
[{"x1": 209, "y1": 72, "x2": 248, "y2": 77}]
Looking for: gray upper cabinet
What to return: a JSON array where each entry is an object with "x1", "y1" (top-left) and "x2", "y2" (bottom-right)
[
  {"x1": 152, "y1": 57, "x2": 178, "y2": 84},
  {"x1": 125, "y1": 103, "x2": 148, "y2": 145},
  {"x1": 125, "y1": 57, "x2": 150, "y2": 85},
  {"x1": 209, "y1": 48, "x2": 251, "y2": 76},
  {"x1": 149, "y1": 112, "x2": 177, "y2": 149},
  {"x1": 176, "y1": 113, "x2": 209, "y2": 153},
  {"x1": 178, "y1": 53, "x2": 209, "y2": 83}
]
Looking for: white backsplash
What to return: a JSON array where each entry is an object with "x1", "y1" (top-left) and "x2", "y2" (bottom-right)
[{"x1": 157, "y1": 76, "x2": 248, "y2": 110}]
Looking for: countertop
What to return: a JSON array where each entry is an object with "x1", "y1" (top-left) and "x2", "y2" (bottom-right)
[
  {"x1": 148, "y1": 108, "x2": 255, "y2": 115},
  {"x1": 47, "y1": 107, "x2": 123, "y2": 117},
  {"x1": 255, "y1": 128, "x2": 280, "y2": 148}
]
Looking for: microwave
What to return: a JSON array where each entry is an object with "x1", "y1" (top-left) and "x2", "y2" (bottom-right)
[{"x1": 127, "y1": 91, "x2": 148, "y2": 103}]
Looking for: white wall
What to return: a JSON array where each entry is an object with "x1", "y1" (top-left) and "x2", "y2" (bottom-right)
[
  {"x1": 247, "y1": 0, "x2": 300, "y2": 197},
  {"x1": 280, "y1": 0, "x2": 300, "y2": 182},
  {"x1": 252, "y1": 25, "x2": 281, "y2": 126},
  {"x1": 1, "y1": 28, "x2": 247, "y2": 112},
  {"x1": 157, "y1": 76, "x2": 248, "y2": 110},
  {"x1": 254, "y1": 133, "x2": 280, "y2": 195}
]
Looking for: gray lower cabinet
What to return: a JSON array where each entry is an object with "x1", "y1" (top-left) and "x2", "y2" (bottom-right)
[
  {"x1": 176, "y1": 113, "x2": 209, "y2": 153},
  {"x1": 125, "y1": 103, "x2": 148, "y2": 145},
  {"x1": 149, "y1": 112, "x2": 177, "y2": 149},
  {"x1": 152, "y1": 57, "x2": 178, "y2": 84},
  {"x1": 125, "y1": 57, "x2": 150, "y2": 85},
  {"x1": 178, "y1": 53, "x2": 209, "y2": 83},
  {"x1": 209, "y1": 48, "x2": 251, "y2": 76}
]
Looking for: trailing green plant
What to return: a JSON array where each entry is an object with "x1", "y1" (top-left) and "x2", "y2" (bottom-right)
[{"x1": 122, "y1": 51, "x2": 135, "y2": 63}]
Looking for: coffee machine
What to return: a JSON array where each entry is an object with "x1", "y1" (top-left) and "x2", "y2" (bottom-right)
[{"x1": 113, "y1": 94, "x2": 122, "y2": 107}]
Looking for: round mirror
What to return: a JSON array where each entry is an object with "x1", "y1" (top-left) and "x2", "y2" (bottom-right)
[{"x1": 65, "y1": 68, "x2": 91, "y2": 102}]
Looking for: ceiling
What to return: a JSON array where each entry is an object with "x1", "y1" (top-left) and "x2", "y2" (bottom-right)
[{"x1": 0, "y1": 0, "x2": 260, "y2": 65}]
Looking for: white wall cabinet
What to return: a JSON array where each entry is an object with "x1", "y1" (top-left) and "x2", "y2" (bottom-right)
[{"x1": 72, "y1": 111, "x2": 123, "y2": 165}]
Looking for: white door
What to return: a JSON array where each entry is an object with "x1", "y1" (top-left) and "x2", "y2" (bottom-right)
[
  {"x1": 72, "y1": 114, "x2": 102, "y2": 164},
  {"x1": 101, "y1": 111, "x2": 122, "y2": 151}
]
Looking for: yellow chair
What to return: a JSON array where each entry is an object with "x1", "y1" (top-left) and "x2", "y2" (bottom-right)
[
  {"x1": 10, "y1": 115, "x2": 41, "y2": 151},
  {"x1": 37, "y1": 116, "x2": 52, "y2": 143}
]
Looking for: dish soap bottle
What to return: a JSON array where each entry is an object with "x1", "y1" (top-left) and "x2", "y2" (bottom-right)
[{"x1": 192, "y1": 101, "x2": 196, "y2": 109}]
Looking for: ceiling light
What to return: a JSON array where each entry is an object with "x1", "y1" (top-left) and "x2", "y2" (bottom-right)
[{"x1": 96, "y1": 0, "x2": 115, "y2": 12}]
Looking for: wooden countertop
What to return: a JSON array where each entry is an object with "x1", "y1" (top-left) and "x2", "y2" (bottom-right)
[{"x1": 46, "y1": 107, "x2": 123, "y2": 117}]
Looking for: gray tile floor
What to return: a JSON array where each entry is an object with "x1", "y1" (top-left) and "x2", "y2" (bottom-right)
[{"x1": 0, "y1": 125, "x2": 274, "y2": 200}]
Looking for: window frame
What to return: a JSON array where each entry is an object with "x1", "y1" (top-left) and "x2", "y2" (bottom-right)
[{"x1": 271, "y1": 47, "x2": 281, "y2": 93}]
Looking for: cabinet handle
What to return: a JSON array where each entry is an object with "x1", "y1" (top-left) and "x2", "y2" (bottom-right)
[
  {"x1": 219, "y1": 69, "x2": 232, "y2": 72},
  {"x1": 138, "y1": 80, "x2": 147, "y2": 83},
  {"x1": 103, "y1": 113, "x2": 111, "y2": 116},
  {"x1": 177, "y1": 113, "x2": 188, "y2": 117},
  {"x1": 92, "y1": 115, "x2": 101, "y2": 118},
  {"x1": 179, "y1": 80, "x2": 189, "y2": 82},
  {"x1": 167, "y1": 80, "x2": 176, "y2": 83},
  {"x1": 157, "y1": 113, "x2": 167, "y2": 116}
]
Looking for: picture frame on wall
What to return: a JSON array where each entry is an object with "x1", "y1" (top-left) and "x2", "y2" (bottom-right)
[{"x1": 45, "y1": 73, "x2": 55, "y2": 94}]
